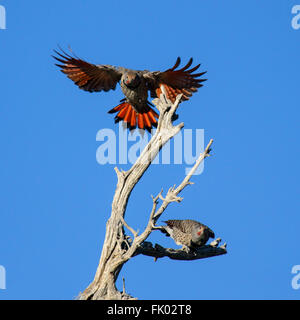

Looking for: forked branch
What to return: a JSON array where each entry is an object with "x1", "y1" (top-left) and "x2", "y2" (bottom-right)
[{"x1": 78, "y1": 86, "x2": 226, "y2": 300}]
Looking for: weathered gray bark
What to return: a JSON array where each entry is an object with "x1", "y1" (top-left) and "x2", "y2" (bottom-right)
[{"x1": 78, "y1": 87, "x2": 227, "y2": 300}]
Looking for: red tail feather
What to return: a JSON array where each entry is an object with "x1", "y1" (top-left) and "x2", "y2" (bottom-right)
[
  {"x1": 130, "y1": 109, "x2": 136, "y2": 128},
  {"x1": 108, "y1": 102, "x2": 159, "y2": 131},
  {"x1": 137, "y1": 113, "x2": 144, "y2": 129}
]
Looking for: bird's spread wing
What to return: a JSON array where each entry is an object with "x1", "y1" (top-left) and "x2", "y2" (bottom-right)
[
  {"x1": 143, "y1": 57, "x2": 207, "y2": 103},
  {"x1": 53, "y1": 49, "x2": 123, "y2": 92}
]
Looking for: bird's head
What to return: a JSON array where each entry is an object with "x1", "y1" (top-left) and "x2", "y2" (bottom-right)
[
  {"x1": 123, "y1": 72, "x2": 141, "y2": 88},
  {"x1": 192, "y1": 225, "x2": 205, "y2": 242},
  {"x1": 192, "y1": 224, "x2": 215, "y2": 245}
]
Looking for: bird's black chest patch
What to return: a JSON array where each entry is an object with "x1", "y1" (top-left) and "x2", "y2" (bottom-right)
[{"x1": 120, "y1": 79, "x2": 148, "y2": 111}]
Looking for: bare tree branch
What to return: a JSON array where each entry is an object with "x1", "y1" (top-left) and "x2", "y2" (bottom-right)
[
  {"x1": 136, "y1": 241, "x2": 227, "y2": 261},
  {"x1": 121, "y1": 138, "x2": 216, "y2": 265},
  {"x1": 78, "y1": 86, "x2": 227, "y2": 300}
]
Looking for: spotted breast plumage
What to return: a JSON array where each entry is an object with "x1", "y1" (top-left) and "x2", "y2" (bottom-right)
[{"x1": 156, "y1": 219, "x2": 215, "y2": 252}]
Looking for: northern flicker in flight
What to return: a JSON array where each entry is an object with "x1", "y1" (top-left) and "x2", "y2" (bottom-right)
[
  {"x1": 53, "y1": 49, "x2": 207, "y2": 132},
  {"x1": 155, "y1": 219, "x2": 215, "y2": 252}
]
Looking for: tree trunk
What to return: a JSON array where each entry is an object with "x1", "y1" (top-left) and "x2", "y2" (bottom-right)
[{"x1": 77, "y1": 88, "x2": 227, "y2": 300}]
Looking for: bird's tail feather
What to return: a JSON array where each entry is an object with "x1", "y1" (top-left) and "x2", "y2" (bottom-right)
[
  {"x1": 108, "y1": 101, "x2": 159, "y2": 132},
  {"x1": 152, "y1": 226, "x2": 170, "y2": 237}
]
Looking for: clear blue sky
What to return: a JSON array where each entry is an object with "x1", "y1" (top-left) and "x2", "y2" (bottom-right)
[{"x1": 1, "y1": 0, "x2": 300, "y2": 300}]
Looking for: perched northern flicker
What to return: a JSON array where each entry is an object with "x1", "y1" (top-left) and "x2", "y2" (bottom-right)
[
  {"x1": 53, "y1": 48, "x2": 207, "y2": 132},
  {"x1": 155, "y1": 219, "x2": 215, "y2": 252}
]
